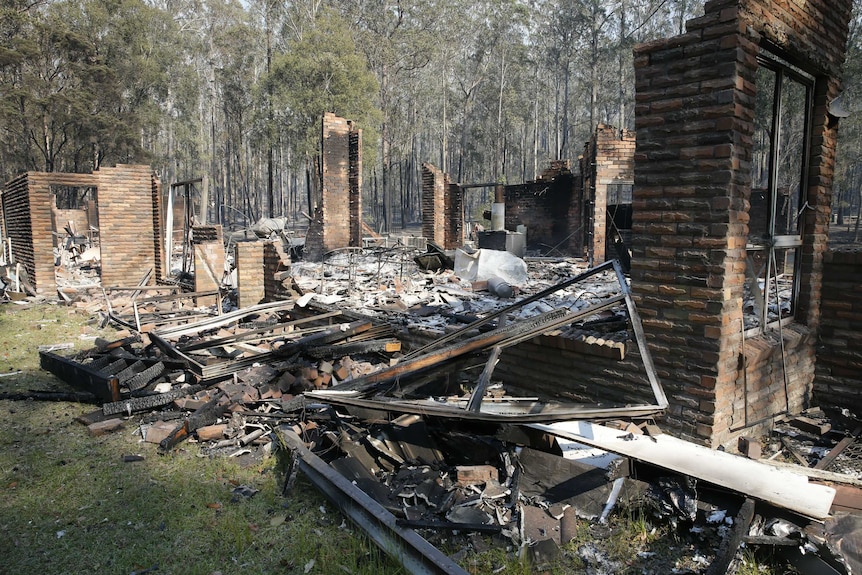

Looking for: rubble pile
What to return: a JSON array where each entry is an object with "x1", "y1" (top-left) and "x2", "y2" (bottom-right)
[{"x1": 6, "y1": 243, "x2": 862, "y2": 574}]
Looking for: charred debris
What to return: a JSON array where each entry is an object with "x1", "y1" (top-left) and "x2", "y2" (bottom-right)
[{"x1": 21, "y1": 247, "x2": 861, "y2": 575}]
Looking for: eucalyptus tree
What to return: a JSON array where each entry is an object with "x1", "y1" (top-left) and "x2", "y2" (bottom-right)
[
  {"x1": 0, "y1": 0, "x2": 182, "y2": 180},
  {"x1": 333, "y1": 0, "x2": 439, "y2": 232},
  {"x1": 264, "y1": 7, "x2": 380, "y2": 219}
]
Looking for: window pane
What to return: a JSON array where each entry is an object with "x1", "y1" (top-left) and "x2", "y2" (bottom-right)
[
  {"x1": 766, "y1": 247, "x2": 796, "y2": 323},
  {"x1": 749, "y1": 65, "x2": 776, "y2": 245},
  {"x1": 775, "y1": 76, "x2": 807, "y2": 236}
]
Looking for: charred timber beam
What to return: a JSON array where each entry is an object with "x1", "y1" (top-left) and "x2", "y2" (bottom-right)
[
  {"x1": 306, "y1": 338, "x2": 402, "y2": 359},
  {"x1": 279, "y1": 429, "x2": 470, "y2": 575},
  {"x1": 39, "y1": 351, "x2": 120, "y2": 403},
  {"x1": 102, "y1": 385, "x2": 203, "y2": 416},
  {"x1": 177, "y1": 311, "x2": 341, "y2": 352},
  {"x1": 154, "y1": 300, "x2": 295, "y2": 339},
  {"x1": 159, "y1": 394, "x2": 224, "y2": 450},
  {"x1": 150, "y1": 320, "x2": 372, "y2": 383}
]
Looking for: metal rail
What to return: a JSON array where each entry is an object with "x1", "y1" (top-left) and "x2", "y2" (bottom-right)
[{"x1": 279, "y1": 429, "x2": 470, "y2": 575}]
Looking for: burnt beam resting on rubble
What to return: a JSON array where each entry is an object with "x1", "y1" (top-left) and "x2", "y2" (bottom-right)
[
  {"x1": 102, "y1": 385, "x2": 203, "y2": 416},
  {"x1": 279, "y1": 428, "x2": 470, "y2": 575},
  {"x1": 530, "y1": 421, "x2": 836, "y2": 520},
  {"x1": 39, "y1": 350, "x2": 120, "y2": 402},
  {"x1": 176, "y1": 310, "x2": 341, "y2": 352},
  {"x1": 319, "y1": 299, "x2": 620, "y2": 394},
  {"x1": 149, "y1": 318, "x2": 370, "y2": 382},
  {"x1": 307, "y1": 259, "x2": 667, "y2": 422},
  {"x1": 466, "y1": 346, "x2": 502, "y2": 412},
  {"x1": 159, "y1": 393, "x2": 224, "y2": 450},
  {"x1": 705, "y1": 498, "x2": 755, "y2": 575},
  {"x1": 153, "y1": 299, "x2": 296, "y2": 339}
]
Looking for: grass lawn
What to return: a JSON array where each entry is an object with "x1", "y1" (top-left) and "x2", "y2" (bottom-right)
[
  {"x1": 0, "y1": 303, "x2": 782, "y2": 575},
  {"x1": 0, "y1": 303, "x2": 402, "y2": 575}
]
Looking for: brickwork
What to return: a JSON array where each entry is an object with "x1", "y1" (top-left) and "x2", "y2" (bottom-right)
[
  {"x1": 52, "y1": 208, "x2": 90, "y2": 243},
  {"x1": 2, "y1": 166, "x2": 162, "y2": 293},
  {"x1": 497, "y1": 337, "x2": 656, "y2": 407},
  {"x1": 234, "y1": 241, "x2": 265, "y2": 308},
  {"x1": 1, "y1": 174, "x2": 40, "y2": 286},
  {"x1": 580, "y1": 125, "x2": 636, "y2": 264},
  {"x1": 151, "y1": 175, "x2": 164, "y2": 280},
  {"x1": 304, "y1": 113, "x2": 363, "y2": 261},
  {"x1": 631, "y1": 0, "x2": 852, "y2": 446},
  {"x1": 192, "y1": 225, "x2": 225, "y2": 292},
  {"x1": 503, "y1": 162, "x2": 579, "y2": 255},
  {"x1": 349, "y1": 129, "x2": 362, "y2": 247},
  {"x1": 420, "y1": 163, "x2": 464, "y2": 250},
  {"x1": 814, "y1": 249, "x2": 862, "y2": 415},
  {"x1": 445, "y1": 182, "x2": 463, "y2": 249},
  {"x1": 304, "y1": 207, "x2": 325, "y2": 262},
  {"x1": 264, "y1": 241, "x2": 292, "y2": 301},
  {"x1": 421, "y1": 163, "x2": 447, "y2": 247},
  {"x1": 97, "y1": 165, "x2": 162, "y2": 287}
]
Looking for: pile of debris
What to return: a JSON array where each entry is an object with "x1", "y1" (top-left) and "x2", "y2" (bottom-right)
[{"x1": 23, "y1": 250, "x2": 862, "y2": 574}]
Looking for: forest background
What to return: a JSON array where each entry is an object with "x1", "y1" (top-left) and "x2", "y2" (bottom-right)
[{"x1": 2, "y1": 0, "x2": 862, "y2": 236}]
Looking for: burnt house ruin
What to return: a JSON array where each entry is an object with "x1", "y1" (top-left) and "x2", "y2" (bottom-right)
[
  {"x1": 1, "y1": 1, "x2": 859, "y2": 456},
  {"x1": 414, "y1": 0, "x2": 858, "y2": 449},
  {"x1": 1, "y1": 165, "x2": 163, "y2": 294}
]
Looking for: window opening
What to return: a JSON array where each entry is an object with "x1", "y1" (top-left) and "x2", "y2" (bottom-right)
[{"x1": 745, "y1": 54, "x2": 813, "y2": 333}]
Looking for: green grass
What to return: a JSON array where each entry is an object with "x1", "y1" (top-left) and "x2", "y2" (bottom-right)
[
  {"x1": 0, "y1": 304, "x2": 800, "y2": 575},
  {"x1": 0, "y1": 303, "x2": 403, "y2": 575}
]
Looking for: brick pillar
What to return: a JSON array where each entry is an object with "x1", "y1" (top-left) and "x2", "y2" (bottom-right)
[
  {"x1": 235, "y1": 241, "x2": 265, "y2": 308},
  {"x1": 320, "y1": 113, "x2": 352, "y2": 255},
  {"x1": 192, "y1": 225, "x2": 224, "y2": 292},
  {"x1": 97, "y1": 164, "x2": 161, "y2": 287},
  {"x1": 264, "y1": 241, "x2": 291, "y2": 301},
  {"x1": 586, "y1": 125, "x2": 636, "y2": 264},
  {"x1": 421, "y1": 163, "x2": 446, "y2": 247},
  {"x1": 814, "y1": 249, "x2": 862, "y2": 415},
  {"x1": 348, "y1": 126, "x2": 362, "y2": 247},
  {"x1": 632, "y1": 0, "x2": 851, "y2": 447},
  {"x1": 444, "y1": 182, "x2": 463, "y2": 249}
]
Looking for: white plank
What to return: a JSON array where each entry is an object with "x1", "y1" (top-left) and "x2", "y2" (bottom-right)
[{"x1": 530, "y1": 421, "x2": 835, "y2": 520}]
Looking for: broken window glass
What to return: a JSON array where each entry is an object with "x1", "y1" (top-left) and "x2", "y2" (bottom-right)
[{"x1": 745, "y1": 54, "x2": 812, "y2": 332}]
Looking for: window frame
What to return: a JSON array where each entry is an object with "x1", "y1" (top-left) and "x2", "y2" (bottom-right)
[{"x1": 745, "y1": 52, "x2": 815, "y2": 336}]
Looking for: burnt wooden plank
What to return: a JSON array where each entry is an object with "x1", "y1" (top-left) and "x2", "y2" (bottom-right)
[{"x1": 39, "y1": 351, "x2": 120, "y2": 402}]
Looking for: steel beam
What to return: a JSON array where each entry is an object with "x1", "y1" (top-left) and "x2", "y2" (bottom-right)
[{"x1": 279, "y1": 429, "x2": 469, "y2": 575}]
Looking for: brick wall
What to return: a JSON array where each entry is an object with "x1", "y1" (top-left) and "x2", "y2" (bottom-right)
[
  {"x1": 631, "y1": 0, "x2": 852, "y2": 446},
  {"x1": 4, "y1": 172, "x2": 99, "y2": 293},
  {"x1": 192, "y1": 225, "x2": 225, "y2": 292},
  {"x1": 497, "y1": 337, "x2": 656, "y2": 408},
  {"x1": 1, "y1": 165, "x2": 162, "y2": 293},
  {"x1": 96, "y1": 165, "x2": 162, "y2": 287},
  {"x1": 445, "y1": 182, "x2": 463, "y2": 249},
  {"x1": 264, "y1": 241, "x2": 291, "y2": 301},
  {"x1": 2, "y1": 174, "x2": 40, "y2": 286},
  {"x1": 302, "y1": 112, "x2": 364, "y2": 261},
  {"x1": 349, "y1": 128, "x2": 362, "y2": 246},
  {"x1": 503, "y1": 162, "x2": 579, "y2": 256},
  {"x1": 51, "y1": 208, "x2": 90, "y2": 244},
  {"x1": 814, "y1": 249, "x2": 862, "y2": 414},
  {"x1": 151, "y1": 174, "x2": 164, "y2": 280},
  {"x1": 580, "y1": 125, "x2": 636, "y2": 264},
  {"x1": 422, "y1": 163, "x2": 447, "y2": 248},
  {"x1": 421, "y1": 163, "x2": 463, "y2": 250},
  {"x1": 235, "y1": 241, "x2": 265, "y2": 308}
]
